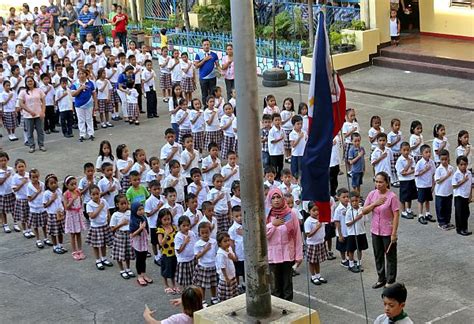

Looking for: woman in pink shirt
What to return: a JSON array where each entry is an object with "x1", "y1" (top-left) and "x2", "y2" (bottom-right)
[
  {"x1": 220, "y1": 44, "x2": 234, "y2": 101},
  {"x1": 266, "y1": 188, "x2": 303, "y2": 301},
  {"x1": 362, "y1": 172, "x2": 400, "y2": 289}
]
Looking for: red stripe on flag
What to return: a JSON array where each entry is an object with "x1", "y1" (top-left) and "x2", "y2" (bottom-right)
[
  {"x1": 315, "y1": 201, "x2": 331, "y2": 223},
  {"x1": 332, "y1": 75, "x2": 346, "y2": 137}
]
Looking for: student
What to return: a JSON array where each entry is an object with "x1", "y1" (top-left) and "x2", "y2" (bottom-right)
[
  {"x1": 0, "y1": 152, "x2": 16, "y2": 233},
  {"x1": 262, "y1": 94, "x2": 279, "y2": 115},
  {"x1": 157, "y1": 208, "x2": 178, "y2": 293},
  {"x1": 289, "y1": 115, "x2": 307, "y2": 180},
  {"x1": 268, "y1": 113, "x2": 285, "y2": 180},
  {"x1": 230, "y1": 180, "x2": 241, "y2": 208},
  {"x1": 329, "y1": 134, "x2": 342, "y2": 196},
  {"x1": 198, "y1": 201, "x2": 218, "y2": 240},
  {"x1": 432, "y1": 123, "x2": 449, "y2": 167},
  {"x1": 389, "y1": 9, "x2": 401, "y2": 46},
  {"x1": 221, "y1": 151, "x2": 239, "y2": 190},
  {"x1": 220, "y1": 103, "x2": 236, "y2": 160},
  {"x1": 130, "y1": 202, "x2": 153, "y2": 286},
  {"x1": 160, "y1": 128, "x2": 183, "y2": 177},
  {"x1": 189, "y1": 99, "x2": 205, "y2": 155},
  {"x1": 280, "y1": 98, "x2": 295, "y2": 163},
  {"x1": 202, "y1": 142, "x2": 222, "y2": 188},
  {"x1": 125, "y1": 80, "x2": 140, "y2": 125},
  {"x1": 434, "y1": 150, "x2": 455, "y2": 231},
  {"x1": 368, "y1": 115, "x2": 384, "y2": 152},
  {"x1": 78, "y1": 163, "x2": 98, "y2": 229},
  {"x1": 98, "y1": 162, "x2": 121, "y2": 215},
  {"x1": 180, "y1": 52, "x2": 195, "y2": 102},
  {"x1": 27, "y1": 169, "x2": 51, "y2": 248},
  {"x1": 414, "y1": 144, "x2": 436, "y2": 225},
  {"x1": 305, "y1": 202, "x2": 328, "y2": 285},
  {"x1": 207, "y1": 174, "x2": 232, "y2": 233},
  {"x1": 371, "y1": 133, "x2": 394, "y2": 182},
  {"x1": 40, "y1": 73, "x2": 58, "y2": 134},
  {"x1": 348, "y1": 133, "x2": 365, "y2": 196},
  {"x1": 181, "y1": 135, "x2": 200, "y2": 185},
  {"x1": 142, "y1": 59, "x2": 158, "y2": 118},
  {"x1": 452, "y1": 155, "x2": 472, "y2": 236},
  {"x1": 228, "y1": 205, "x2": 245, "y2": 290},
  {"x1": 169, "y1": 84, "x2": 184, "y2": 137},
  {"x1": 333, "y1": 188, "x2": 350, "y2": 269},
  {"x1": 145, "y1": 157, "x2": 164, "y2": 187},
  {"x1": 168, "y1": 49, "x2": 182, "y2": 86},
  {"x1": 261, "y1": 114, "x2": 272, "y2": 169},
  {"x1": 63, "y1": 175, "x2": 85, "y2": 259},
  {"x1": 188, "y1": 168, "x2": 209, "y2": 210},
  {"x1": 456, "y1": 130, "x2": 471, "y2": 171},
  {"x1": 0, "y1": 80, "x2": 18, "y2": 140},
  {"x1": 203, "y1": 96, "x2": 221, "y2": 151},
  {"x1": 144, "y1": 180, "x2": 165, "y2": 266},
  {"x1": 263, "y1": 166, "x2": 281, "y2": 190},
  {"x1": 342, "y1": 108, "x2": 360, "y2": 174},
  {"x1": 55, "y1": 77, "x2": 74, "y2": 137},
  {"x1": 116, "y1": 144, "x2": 134, "y2": 193},
  {"x1": 174, "y1": 215, "x2": 198, "y2": 291},
  {"x1": 395, "y1": 142, "x2": 417, "y2": 220},
  {"x1": 345, "y1": 191, "x2": 368, "y2": 272},
  {"x1": 162, "y1": 160, "x2": 187, "y2": 205},
  {"x1": 409, "y1": 120, "x2": 424, "y2": 163},
  {"x1": 43, "y1": 174, "x2": 66, "y2": 255},
  {"x1": 131, "y1": 148, "x2": 151, "y2": 185},
  {"x1": 176, "y1": 98, "x2": 192, "y2": 145},
  {"x1": 96, "y1": 68, "x2": 113, "y2": 128},
  {"x1": 11, "y1": 159, "x2": 32, "y2": 237},
  {"x1": 387, "y1": 118, "x2": 403, "y2": 186},
  {"x1": 216, "y1": 232, "x2": 239, "y2": 301},
  {"x1": 159, "y1": 46, "x2": 172, "y2": 100},
  {"x1": 374, "y1": 283, "x2": 413, "y2": 324}
]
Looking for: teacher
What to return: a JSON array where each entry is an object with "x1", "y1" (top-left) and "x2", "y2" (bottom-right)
[
  {"x1": 194, "y1": 38, "x2": 219, "y2": 104},
  {"x1": 265, "y1": 188, "x2": 303, "y2": 301},
  {"x1": 362, "y1": 172, "x2": 400, "y2": 289}
]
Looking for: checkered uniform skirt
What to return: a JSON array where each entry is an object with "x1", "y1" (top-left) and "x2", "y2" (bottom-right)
[
  {"x1": 120, "y1": 175, "x2": 131, "y2": 193},
  {"x1": 176, "y1": 259, "x2": 197, "y2": 286},
  {"x1": 216, "y1": 212, "x2": 231, "y2": 233},
  {"x1": 218, "y1": 277, "x2": 239, "y2": 301},
  {"x1": 181, "y1": 76, "x2": 195, "y2": 93},
  {"x1": 127, "y1": 103, "x2": 139, "y2": 119},
  {"x1": 0, "y1": 193, "x2": 16, "y2": 214},
  {"x1": 110, "y1": 86, "x2": 121, "y2": 105},
  {"x1": 234, "y1": 139, "x2": 238, "y2": 155},
  {"x1": 13, "y1": 199, "x2": 29, "y2": 223},
  {"x1": 160, "y1": 73, "x2": 172, "y2": 90},
  {"x1": 391, "y1": 152, "x2": 401, "y2": 178},
  {"x1": 111, "y1": 230, "x2": 135, "y2": 261},
  {"x1": 86, "y1": 224, "x2": 114, "y2": 247},
  {"x1": 192, "y1": 131, "x2": 205, "y2": 151},
  {"x1": 306, "y1": 243, "x2": 327, "y2": 264},
  {"x1": 205, "y1": 130, "x2": 222, "y2": 151},
  {"x1": 221, "y1": 136, "x2": 235, "y2": 160},
  {"x1": 47, "y1": 213, "x2": 65, "y2": 236},
  {"x1": 29, "y1": 211, "x2": 48, "y2": 229},
  {"x1": 178, "y1": 129, "x2": 192, "y2": 146},
  {"x1": 2, "y1": 111, "x2": 18, "y2": 129},
  {"x1": 98, "y1": 99, "x2": 114, "y2": 114},
  {"x1": 284, "y1": 129, "x2": 292, "y2": 151},
  {"x1": 193, "y1": 264, "x2": 218, "y2": 288}
]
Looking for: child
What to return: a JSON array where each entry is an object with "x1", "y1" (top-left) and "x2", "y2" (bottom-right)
[
  {"x1": 160, "y1": 128, "x2": 183, "y2": 176},
  {"x1": 456, "y1": 130, "x2": 471, "y2": 171},
  {"x1": 230, "y1": 180, "x2": 241, "y2": 208},
  {"x1": 368, "y1": 116, "x2": 384, "y2": 153},
  {"x1": 180, "y1": 52, "x2": 195, "y2": 102},
  {"x1": 157, "y1": 208, "x2": 178, "y2": 293},
  {"x1": 389, "y1": 10, "x2": 401, "y2": 46},
  {"x1": 40, "y1": 78, "x2": 56, "y2": 133},
  {"x1": 96, "y1": 68, "x2": 113, "y2": 128},
  {"x1": 207, "y1": 174, "x2": 232, "y2": 233},
  {"x1": 12, "y1": 159, "x2": 32, "y2": 237},
  {"x1": 131, "y1": 148, "x2": 151, "y2": 185},
  {"x1": 169, "y1": 84, "x2": 184, "y2": 137},
  {"x1": 175, "y1": 215, "x2": 198, "y2": 290},
  {"x1": 325, "y1": 196, "x2": 337, "y2": 260},
  {"x1": 342, "y1": 108, "x2": 360, "y2": 174},
  {"x1": 193, "y1": 222, "x2": 219, "y2": 306},
  {"x1": 374, "y1": 283, "x2": 413, "y2": 324},
  {"x1": 280, "y1": 98, "x2": 295, "y2": 163},
  {"x1": 263, "y1": 94, "x2": 279, "y2": 115},
  {"x1": 169, "y1": 49, "x2": 182, "y2": 87},
  {"x1": 409, "y1": 120, "x2": 424, "y2": 163},
  {"x1": 221, "y1": 151, "x2": 239, "y2": 190},
  {"x1": 387, "y1": 118, "x2": 403, "y2": 186},
  {"x1": 176, "y1": 98, "x2": 192, "y2": 145},
  {"x1": 329, "y1": 135, "x2": 342, "y2": 196},
  {"x1": 298, "y1": 102, "x2": 309, "y2": 134},
  {"x1": 190, "y1": 99, "x2": 205, "y2": 155},
  {"x1": 163, "y1": 160, "x2": 187, "y2": 205},
  {"x1": 261, "y1": 114, "x2": 272, "y2": 169},
  {"x1": 414, "y1": 144, "x2": 436, "y2": 225},
  {"x1": 432, "y1": 123, "x2": 450, "y2": 167},
  {"x1": 130, "y1": 202, "x2": 153, "y2": 285},
  {"x1": 159, "y1": 46, "x2": 172, "y2": 100},
  {"x1": 202, "y1": 142, "x2": 222, "y2": 188},
  {"x1": 395, "y1": 142, "x2": 417, "y2": 220},
  {"x1": 98, "y1": 162, "x2": 121, "y2": 215},
  {"x1": 289, "y1": 115, "x2": 307, "y2": 180},
  {"x1": 126, "y1": 81, "x2": 140, "y2": 125},
  {"x1": 434, "y1": 150, "x2": 455, "y2": 230},
  {"x1": 264, "y1": 166, "x2": 281, "y2": 190},
  {"x1": 162, "y1": 187, "x2": 185, "y2": 226},
  {"x1": 268, "y1": 113, "x2": 285, "y2": 180},
  {"x1": 334, "y1": 188, "x2": 350, "y2": 268},
  {"x1": 347, "y1": 133, "x2": 365, "y2": 195},
  {"x1": 126, "y1": 171, "x2": 150, "y2": 206},
  {"x1": 188, "y1": 168, "x2": 210, "y2": 210},
  {"x1": 216, "y1": 232, "x2": 239, "y2": 301},
  {"x1": 144, "y1": 180, "x2": 165, "y2": 266},
  {"x1": 55, "y1": 77, "x2": 74, "y2": 137},
  {"x1": 142, "y1": 59, "x2": 158, "y2": 118},
  {"x1": 181, "y1": 134, "x2": 200, "y2": 183},
  {"x1": 86, "y1": 185, "x2": 114, "y2": 270},
  {"x1": 27, "y1": 169, "x2": 51, "y2": 248},
  {"x1": 0, "y1": 80, "x2": 18, "y2": 140},
  {"x1": 61, "y1": 175, "x2": 85, "y2": 261},
  {"x1": 116, "y1": 144, "x2": 134, "y2": 192},
  {"x1": 43, "y1": 174, "x2": 67, "y2": 255},
  {"x1": 228, "y1": 205, "x2": 245, "y2": 290},
  {"x1": 145, "y1": 157, "x2": 164, "y2": 187},
  {"x1": 0, "y1": 152, "x2": 16, "y2": 233},
  {"x1": 345, "y1": 191, "x2": 368, "y2": 272},
  {"x1": 220, "y1": 103, "x2": 236, "y2": 160},
  {"x1": 199, "y1": 201, "x2": 218, "y2": 239},
  {"x1": 452, "y1": 155, "x2": 472, "y2": 236},
  {"x1": 203, "y1": 96, "x2": 221, "y2": 151},
  {"x1": 305, "y1": 202, "x2": 328, "y2": 284},
  {"x1": 184, "y1": 193, "x2": 202, "y2": 234},
  {"x1": 371, "y1": 133, "x2": 394, "y2": 182}
]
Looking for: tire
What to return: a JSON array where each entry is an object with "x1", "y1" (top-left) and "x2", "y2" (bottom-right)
[
  {"x1": 262, "y1": 79, "x2": 288, "y2": 88},
  {"x1": 262, "y1": 68, "x2": 288, "y2": 81}
]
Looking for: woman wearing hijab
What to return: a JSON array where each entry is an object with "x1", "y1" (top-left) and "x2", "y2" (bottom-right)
[
  {"x1": 129, "y1": 202, "x2": 153, "y2": 286},
  {"x1": 265, "y1": 188, "x2": 303, "y2": 301}
]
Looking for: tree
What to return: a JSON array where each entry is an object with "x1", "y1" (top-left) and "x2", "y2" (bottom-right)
[
  {"x1": 308, "y1": 0, "x2": 314, "y2": 49},
  {"x1": 183, "y1": 0, "x2": 190, "y2": 31}
]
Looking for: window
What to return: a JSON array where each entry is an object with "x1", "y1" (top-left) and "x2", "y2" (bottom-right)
[{"x1": 450, "y1": 0, "x2": 474, "y2": 8}]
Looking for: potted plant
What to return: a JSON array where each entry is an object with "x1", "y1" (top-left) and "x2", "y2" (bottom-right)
[
  {"x1": 330, "y1": 31, "x2": 343, "y2": 53},
  {"x1": 339, "y1": 32, "x2": 356, "y2": 53},
  {"x1": 350, "y1": 19, "x2": 366, "y2": 31}
]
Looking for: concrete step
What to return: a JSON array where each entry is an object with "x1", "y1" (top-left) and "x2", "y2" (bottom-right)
[
  {"x1": 372, "y1": 56, "x2": 474, "y2": 80},
  {"x1": 379, "y1": 48, "x2": 474, "y2": 69}
]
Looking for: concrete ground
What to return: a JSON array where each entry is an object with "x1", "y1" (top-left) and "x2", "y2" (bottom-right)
[{"x1": 0, "y1": 66, "x2": 473, "y2": 324}]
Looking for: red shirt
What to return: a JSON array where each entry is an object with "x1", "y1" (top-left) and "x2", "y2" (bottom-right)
[{"x1": 113, "y1": 13, "x2": 128, "y2": 33}]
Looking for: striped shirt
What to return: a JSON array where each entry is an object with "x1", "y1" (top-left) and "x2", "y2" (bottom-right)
[
  {"x1": 36, "y1": 13, "x2": 52, "y2": 33},
  {"x1": 78, "y1": 11, "x2": 95, "y2": 35}
]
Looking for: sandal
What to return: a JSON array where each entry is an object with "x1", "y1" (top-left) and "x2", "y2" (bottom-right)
[
  {"x1": 120, "y1": 271, "x2": 130, "y2": 279},
  {"x1": 53, "y1": 247, "x2": 63, "y2": 255},
  {"x1": 164, "y1": 287, "x2": 174, "y2": 294},
  {"x1": 144, "y1": 277, "x2": 153, "y2": 284},
  {"x1": 95, "y1": 261, "x2": 105, "y2": 270},
  {"x1": 311, "y1": 278, "x2": 321, "y2": 285},
  {"x1": 137, "y1": 278, "x2": 148, "y2": 286},
  {"x1": 173, "y1": 287, "x2": 181, "y2": 294},
  {"x1": 127, "y1": 270, "x2": 136, "y2": 278},
  {"x1": 102, "y1": 259, "x2": 113, "y2": 267},
  {"x1": 43, "y1": 238, "x2": 53, "y2": 246}
]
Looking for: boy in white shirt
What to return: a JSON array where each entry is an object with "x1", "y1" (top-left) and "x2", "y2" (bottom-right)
[
  {"x1": 395, "y1": 142, "x2": 417, "y2": 219},
  {"x1": 263, "y1": 166, "x2": 281, "y2": 190},
  {"x1": 85, "y1": 45, "x2": 101, "y2": 77},
  {"x1": 207, "y1": 174, "x2": 232, "y2": 233},
  {"x1": 55, "y1": 77, "x2": 74, "y2": 137},
  {"x1": 160, "y1": 128, "x2": 182, "y2": 176},
  {"x1": 220, "y1": 103, "x2": 236, "y2": 160},
  {"x1": 181, "y1": 134, "x2": 200, "y2": 182},
  {"x1": 40, "y1": 74, "x2": 58, "y2": 134},
  {"x1": 221, "y1": 151, "x2": 240, "y2": 190},
  {"x1": 345, "y1": 192, "x2": 368, "y2": 273},
  {"x1": 141, "y1": 59, "x2": 158, "y2": 118},
  {"x1": 371, "y1": 133, "x2": 394, "y2": 182},
  {"x1": 434, "y1": 149, "x2": 455, "y2": 230},
  {"x1": 176, "y1": 98, "x2": 192, "y2": 145},
  {"x1": 161, "y1": 187, "x2": 184, "y2": 226},
  {"x1": 144, "y1": 180, "x2": 165, "y2": 265},
  {"x1": 333, "y1": 188, "x2": 351, "y2": 269},
  {"x1": 268, "y1": 113, "x2": 285, "y2": 180},
  {"x1": 228, "y1": 205, "x2": 245, "y2": 291},
  {"x1": 188, "y1": 168, "x2": 209, "y2": 210},
  {"x1": 183, "y1": 193, "x2": 202, "y2": 235},
  {"x1": 0, "y1": 80, "x2": 18, "y2": 140},
  {"x1": 202, "y1": 142, "x2": 221, "y2": 188},
  {"x1": 289, "y1": 115, "x2": 308, "y2": 180},
  {"x1": 414, "y1": 144, "x2": 436, "y2": 225},
  {"x1": 452, "y1": 155, "x2": 472, "y2": 236}
]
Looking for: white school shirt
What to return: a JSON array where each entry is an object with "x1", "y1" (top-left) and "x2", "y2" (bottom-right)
[
  {"x1": 432, "y1": 137, "x2": 450, "y2": 163},
  {"x1": 0, "y1": 166, "x2": 15, "y2": 195},
  {"x1": 78, "y1": 177, "x2": 99, "y2": 204},
  {"x1": 452, "y1": 169, "x2": 473, "y2": 198},
  {"x1": 126, "y1": 48, "x2": 139, "y2": 59},
  {"x1": 43, "y1": 189, "x2": 64, "y2": 215},
  {"x1": 268, "y1": 126, "x2": 285, "y2": 156},
  {"x1": 278, "y1": 183, "x2": 300, "y2": 204},
  {"x1": 414, "y1": 158, "x2": 436, "y2": 188},
  {"x1": 220, "y1": 114, "x2": 236, "y2": 137},
  {"x1": 229, "y1": 97, "x2": 236, "y2": 109},
  {"x1": 7, "y1": 39, "x2": 19, "y2": 55},
  {"x1": 228, "y1": 221, "x2": 244, "y2": 261},
  {"x1": 168, "y1": 58, "x2": 182, "y2": 83},
  {"x1": 434, "y1": 164, "x2": 454, "y2": 197},
  {"x1": 20, "y1": 29, "x2": 33, "y2": 47},
  {"x1": 82, "y1": 41, "x2": 96, "y2": 53},
  {"x1": 456, "y1": 145, "x2": 472, "y2": 169},
  {"x1": 86, "y1": 199, "x2": 110, "y2": 227},
  {"x1": 158, "y1": 55, "x2": 171, "y2": 73},
  {"x1": 280, "y1": 110, "x2": 294, "y2": 131},
  {"x1": 176, "y1": 109, "x2": 192, "y2": 130},
  {"x1": 333, "y1": 203, "x2": 348, "y2": 237},
  {"x1": 304, "y1": 217, "x2": 325, "y2": 245},
  {"x1": 345, "y1": 206, "x2": 366, "y2": 236},
  {"x1": 202, "y1": 156, "x2": 222, "y2": 187},
  {"x1": 230, "y1": 196, "x2": 241, "y2": 209},
  {"x1": 57, "y1": 47, "x2": 70, "y2": 60},
  {"x1": 395, "y1": 155, "x2": 415, "y2": 181},
  {"x1": 111, "y1": 46, "x2": 124, "y2": 58},
  {"x1": 132, "y1": 65, "x2": 142, "y2": 84},
  {"x1": 160, "y1": 142, "x2": 183, "y2": 176},
  {"x1": 97, "y1": 177, "x2": 121, "y2": 208},
  {"x1": 96, "y1": 79, "x2": 111, "y2": 100},
  {"x1": 95, "y1": 156, "x2": 115, "y2": 173},
  {"x1": 204, "y1": 108, "x2": 220, "y2": 132},
  {"x1": 40, "y1": 84, "x2": 55, "y2": 106},
  {"x1": 145, "y1": 168, "x2": 165, "y2": 185},
  {"x1": 187, "y1": 182, "x2": 209, "y2": 209},
  {"x1": 85, "y1": 54, "x2": 101, "y2": 76},
  {"x1": 264, "y1": 180, "x2": 281, "y2": 190},
  {"x1": 409, "y1": 134, "x2": 424, "y2": 157},
  {"x1": 181, "y1": 60, "x2": 194, "y2": 78},
  {"x1": 68, "y1": 49, "x2": 84, "y2": 68},
  {"x1": 110, "y1": 210, "x2": 131, "y2": 231},
  {"x1": 214, "y1": 97, "x2": 225, "y2": 119},
  {"x1": 55, "y1": 87, "x2": 73, "y2": 112},
  {"x1": 106, "y1": 67, "x2": 119, "y2": 84},
  {"x1": 51, "y1": 74, "x2": 62, "y2": 88},
  {"x1": 342, "y1": 121, "x2": 360, "y2": 144},
  {"x1": 288, "y1": 129, "x2": 307, "y2": 157},
  {"x1": 144, "y1": 195, "x2": 165, "y2": 228},
  {"x1": 130, "y1": 162, "x2": 151, "y2": 185},
  {"x1": 368, "y1": 127, "x2": 385, "y2": 149},
  {"x1": 141, "y1": 69, "x2": 156, "y2": 92},
  {"x1": 0, "y1": 91, "x2": 16, "y2": 112},
  {"x1": 161, "y1": 202, "x2": 184, "y2": 226},
  {"x1": 194, "y1": 238, "x2": 217, "y2": 267},
  {"x1": 11, "y1": 173, "x2": 29, "y2": 200},
  {"x1": 207, "y1": 187, "x2": 231, "y2": 214},
  {"x1": 126, "y1": 88, "x2": 138, "y2": 104},
  {"x1": 263, "y1": 106, "x2": 280, "y2": 115},
  {"x1": 371, "y1": 147, "x2": 393, "y2": 179},
  {"x1": 163, "y1": 174, "x2": 187, "y2": 203},
  {"x1": 175, "y1": 231, "x2": 197, "y2": 262},
  {"x1": 189, "y1": 110, "x2": 205, "y2": 133},
  {"x1": 221, "y1": 164, "x2": 240, "y2": 189},
  {"x1": 387, "y1": 131, "x2": 403, "y2": 153},
  {"x1": 27, "y1": 182, "x2": 45, "y2": 213},
  {"x1": 330, "y1": 134, "x2": 342, "y2": 167},
  {"x1": 216, "y1": 247, "x2": 236, "y2": 279},
  {"x1": 232, "y1": 118, "x2": 238, "y2": 141},
  {"x1": 184, "y1": 209, "x2": 202, "y2": 235},
  {"x1": 181, "y1": 149, "x2": 200, "y2": 178},
  {"x1": 117, "y1": 158, "x2": 134, "y2": 178},
  {"x1": 168, "y1": 99, "x2": 179, "y2": 124}
]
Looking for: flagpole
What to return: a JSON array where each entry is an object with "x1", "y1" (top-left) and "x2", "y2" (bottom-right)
[{"x1": 230, "y1": 0, "x2": 272, "y2": 318}]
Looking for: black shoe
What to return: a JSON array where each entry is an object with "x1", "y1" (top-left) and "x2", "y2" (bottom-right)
[
  {"x1": 340, "y1": 260, "x2": 349, "y2": 268},
  {"x1": 89, "y1": 136, "x2": 95, "y2": 141},
  {"x1": 140, "y1": 110, "x2": 145, "y2": 114},
  {"x1": 425, "y1": 214, "x2": 436, "y2": 222},
  {"x1": 153, "y1": 114, "x2": 159, "y2": 118},
  {"x1": 401, "y1": 212, "x2": 414, "y2": 220},
  {"x1": 102, "y1": 259, "x2": 113, "y2": 267},
  {"x1": 72, "y1": 124, "x2": 78, "y2": 129},
  {"x1": 348, "y1": 265, "x2": 360, "y2": 273},
  {"x1": 327, "y1": 251, "x2": 336, "y2": 260},
  {"x1": 51, "y1": 129, "x2": 59, "y2": 133},
  {"x1": 372, "y1": 281, "x2": 386, "y2": 289},
  {"x1": 154, "y1": 259, "x2": 161, "y2": 266},
  {"x1": 45, "y1": 130, "x2": 51, "y2": 134},
  {"x1": 418, "y1": 216, "x2": 428, "y2": 225},
  {"x1": 79, "y1": 137, "x2": 85, "y2": 142},
  {"x1": 457, "y1": 230, "x2": 472, "y2": 236}
]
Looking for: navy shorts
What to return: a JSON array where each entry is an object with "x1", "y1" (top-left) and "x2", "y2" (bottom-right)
[
  {"x1": 150, "y1": 228, "x2": 158, "y2": 245},
  {"x1": 351, "y1": 172, "x2": 363, "y2": 188},
  {"x1": 399, "y1": 180, "x2": 417, "y2": 203},
  {"x1": 324, "y1": 223, "x2": 336, "y2": 240},
  {"x1": 336, "y1": 237, "x2": 347, "y2": 252},
  {"x1": 417, "y1": 187, "x2": 433, "y2": 203}
]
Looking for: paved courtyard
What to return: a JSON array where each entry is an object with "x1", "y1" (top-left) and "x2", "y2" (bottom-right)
[{"x1": 0, "y1": 66, "x2": 473, "y2": 323}]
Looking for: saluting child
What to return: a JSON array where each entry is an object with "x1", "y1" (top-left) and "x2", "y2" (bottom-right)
[
  {"x1": 175, "y1": 215, "x2": 198, "y2": 291},
  {"x1": 43, "y1": 174, "x2": 67, "y2": 255},
  {"x1": 216, "y1": 232, "x2": 239, "y2": 301}
]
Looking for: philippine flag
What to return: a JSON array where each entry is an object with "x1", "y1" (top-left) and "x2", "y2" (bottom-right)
[{"x1": 301, "y1": 11, "x2": 346, "y2": 223}]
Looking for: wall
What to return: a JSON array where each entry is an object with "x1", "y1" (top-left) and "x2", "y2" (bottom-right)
[{"x1": 419, "y1": 0, "x2": 474, "y2": 39}]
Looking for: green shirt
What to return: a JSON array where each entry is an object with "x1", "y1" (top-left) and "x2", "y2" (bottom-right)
[
  {"x1": 108, "y1": 11, "x2": 116, "y2": 21},
  {"x1": 126, "y1": 185, "x2": 150, "y2": 205}
]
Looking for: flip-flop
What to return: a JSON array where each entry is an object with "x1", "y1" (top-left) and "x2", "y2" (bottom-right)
[
  {"x1": 144, "y1": 277, "x2": 153, "y2": 284},
  {"x1": 137, "y1": 278, "x2": 148, "y2": 286},
  {"x1": 164, "y1": 287, "x2": 174, "y2": 294}
]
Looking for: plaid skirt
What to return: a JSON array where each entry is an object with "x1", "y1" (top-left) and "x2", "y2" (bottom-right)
[
  {"x1": 284, "y1": 129, "x2": 292, "y2": 151},
  {"x1": 120, "y1": 175, "x2": 131, "y2": 193},
  {"x1": 181, "y1": 77, "x2": 195, "y2": 93},
  {"x1": 391, "y1": 152, "x2": 401, "y2": 176},
  {"x1": 193, "y1": 131, "x2": 205, "y2": 151},
  {"x1": 47, "y1": 213, "x2": 65, "y2": 236},
  {"x1": 111, "y1": 230, "x2": 135, "y2": 261},
  {"x1": 110, "y1": 86, "x2": 121, "y2": 105},
  {"x1": 176, "y1": 259, "x2": 197, "y2": 286},
  {"x1": 307, "y1": 243, "x2": 327, "y2": 264},
  {"x1": 218, "y1": 277, "x2": 238, "y2": 301},
  {"x1": 13, "y1": 199, "x2": 29, "y2": 223},
  {"x1": 29, "y1": 211, "x2": 48, "y2": 229},
  {"x1": 193, "y1": 264, "x2": 218, "y2": 289},
  {"x1": 343, "y1": 142, "x2": 353, "y2": 161},
  {"x1": 127, "y1": 103, "x2": 139, "y2": 119},
  {"x1": 205, "y1": 130, "x2": 222, "y2": 151},
  {"x1": 2, "y1": 111, "x2": 18, "y2": 129},
  {"x1": 86, "y1": 224, "x2": 114, "y2": 247},
  {"x1": 221, "y1": 135, "x2": 235, "y2": 160},
  {"x1": 0, "y1": 193, "x2": 16, "y2": 214},
  {"x1": 234, "y1": 139, "x2": 238, "y2": 155},
  {"x1": 98, "y1": 99, "x2": 114, "y2": 114},
  {"x1": 216, "y1": 212, "x2": 231, "y2": 233},
  {"x1": 160, "y1": 73, "x2": 172, "y2": 90},
  {"x1": 178, "y1": 129, "x2": 192, "y2": 146}
]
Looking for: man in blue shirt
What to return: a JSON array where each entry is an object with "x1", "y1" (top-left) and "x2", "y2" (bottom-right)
[
  {"x1": 77, "y1": 4, "x2": 95, "y2": 43},
  {"x1": 193, "y1": 38, "x2": 220, "y2": 104}
]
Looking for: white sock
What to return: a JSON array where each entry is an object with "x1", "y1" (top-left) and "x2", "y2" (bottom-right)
[
  {"x1": 154, "y1": 254, "x2": 160, "y2": 261},
  {"x1": 315, "y1": 273, "x2": 321, "y2": 279},
  {"x1": 407, "y1": 208, "x2": 412, "y2": 213},
  {"x1": 96, "y1": 259, "x2": 101, "y2": 263},
  {"x1": 349, "y1": 260, "x2": 354, "y2": 267},
  {"x1": 101, "y1": 256, "x2": 107, "y2": 261},
  {"x1": 402, "y1": 211, "x2": 407, "y2": 215},
  {"x1": 425, "y1": 211, "x2": 431, "y2": 216},
  {"x1": 311, "y1": 274, "x2": 317, "y2": 280}
]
